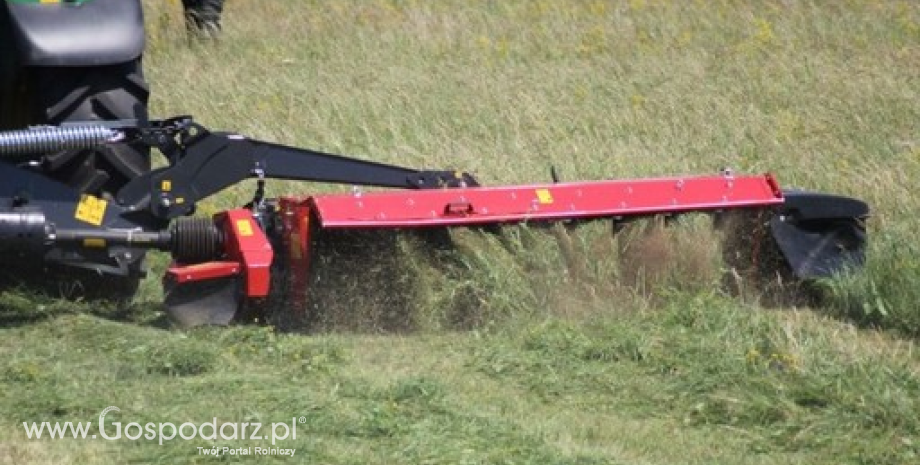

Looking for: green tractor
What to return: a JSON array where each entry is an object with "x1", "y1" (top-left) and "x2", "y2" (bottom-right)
[{"x1": 0, "y1": 0, "x2": 150, "y2": 298}]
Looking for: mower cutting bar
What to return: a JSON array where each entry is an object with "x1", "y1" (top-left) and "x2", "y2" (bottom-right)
[
  {"x1": 306, "y1": 173, "x2": 784, "y2": 228},
  {"x1": 0, "y1": 116, "x2": 869, "y2": 330}
]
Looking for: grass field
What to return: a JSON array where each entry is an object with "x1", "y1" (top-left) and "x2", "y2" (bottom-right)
[{"x1": 2, "y1": 0, "x2": 919, "y2": 463}]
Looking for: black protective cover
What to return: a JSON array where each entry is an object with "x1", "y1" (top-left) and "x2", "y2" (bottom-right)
[
  {"x1": 4, "y1": 0, "x2": 145, "y2": 66},
  {"x1": 770, "y1": 190, "x2": 869, "y2": 278}
]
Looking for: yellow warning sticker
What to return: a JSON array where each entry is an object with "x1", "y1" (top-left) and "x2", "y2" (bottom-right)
[
  {"x1": 161, "y1": 180, "x2": 172, "y2": 192},
  {"x1": 236, "y1": 219, "x2": 254, "y2": 237},
  {"x1": 83, "y1": 238, "x2": 107, "y2": 249},
  {"x1": 75, "y1": 194, "x2": 107, "y2": 226},
  {"x1": 535, "y1": 188, "x2": 554, "y2": 205}
]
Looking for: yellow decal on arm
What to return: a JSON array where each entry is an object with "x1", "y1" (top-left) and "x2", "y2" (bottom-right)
[{"x1": 75, "y1": 195, "x2": 108, "y2": 226}]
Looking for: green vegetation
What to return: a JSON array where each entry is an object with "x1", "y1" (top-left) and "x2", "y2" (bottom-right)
[{"x1": 2, "y1": 0, "x2": 919, "y2": 463}]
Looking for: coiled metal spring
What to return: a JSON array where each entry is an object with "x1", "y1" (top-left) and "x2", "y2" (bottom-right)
[{"x1": 0, "y1": 125, "x2": 121, "y2": 157}]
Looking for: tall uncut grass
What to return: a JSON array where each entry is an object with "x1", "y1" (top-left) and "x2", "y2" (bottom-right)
[{"x1": 142, "y1": 0, "x2": 920, "y2": 333}]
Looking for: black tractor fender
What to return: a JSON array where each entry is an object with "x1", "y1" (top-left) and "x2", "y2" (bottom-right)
[{"x1": 3, "y1": 0, "x2": 145, "y2": 67}]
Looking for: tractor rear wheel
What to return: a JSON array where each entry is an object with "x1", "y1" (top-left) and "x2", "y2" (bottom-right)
[
  {"x1": 32, "y1": 61, "x2": 150, "y2": 196},
  {"x1": 1, "y1": 61, "x2": 152, "y2": 303}
]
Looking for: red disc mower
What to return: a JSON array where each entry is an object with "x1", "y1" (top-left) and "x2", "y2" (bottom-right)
[{"x1": 0, "y1": 117, "x2": 869, "y2": 327}]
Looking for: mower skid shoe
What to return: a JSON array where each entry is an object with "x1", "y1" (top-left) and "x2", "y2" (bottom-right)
[
  {"x1": 771, "y1": 191, "x2": 869, "y2": 279},
  {"x1": 163, "y1": 276, "x2": 242, "y2": 328}
]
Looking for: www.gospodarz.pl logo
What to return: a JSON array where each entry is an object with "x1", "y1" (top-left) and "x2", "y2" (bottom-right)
[{"x1": 23, "y1": 405, "x2": 303, "y2": 448}]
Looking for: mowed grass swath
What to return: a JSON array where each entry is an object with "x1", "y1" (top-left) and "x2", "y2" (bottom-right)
[{"x1": 0, "y1": 0, "x2": 919, "y2": 464}]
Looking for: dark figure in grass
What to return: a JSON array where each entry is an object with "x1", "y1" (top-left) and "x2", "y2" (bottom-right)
[{"x1": 182, "y1": 0, "x2": 225, "y2": 39}]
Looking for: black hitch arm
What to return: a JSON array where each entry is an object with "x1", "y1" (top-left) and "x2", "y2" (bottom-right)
[{"x1": 115, "y1": 119, "x2": 479, "y2": 220}]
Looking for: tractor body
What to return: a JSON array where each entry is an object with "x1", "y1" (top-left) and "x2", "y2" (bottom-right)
[{"x1": 0, "y1": 0, "x2": 150, "y2": 297}]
